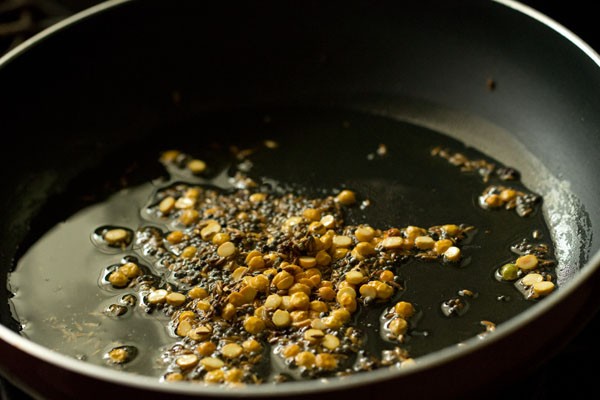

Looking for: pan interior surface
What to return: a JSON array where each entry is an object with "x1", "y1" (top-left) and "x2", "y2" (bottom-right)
[{"x1": 6, "y1": 104, "x2": 585, "y2": 386}]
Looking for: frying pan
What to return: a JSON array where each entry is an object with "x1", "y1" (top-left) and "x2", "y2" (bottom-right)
[{"x1": 1, "y1": 0, "x2": 600, "y2": 399}]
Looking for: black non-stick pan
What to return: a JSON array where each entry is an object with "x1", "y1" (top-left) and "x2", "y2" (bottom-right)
[{"x1": 1, "y1": 0, "x2": 600, "y2": 399}]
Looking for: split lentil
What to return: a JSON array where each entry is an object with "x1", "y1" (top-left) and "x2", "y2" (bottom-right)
[{"x1": 115, "y1": 176, "x2": 478, "y2": 384}]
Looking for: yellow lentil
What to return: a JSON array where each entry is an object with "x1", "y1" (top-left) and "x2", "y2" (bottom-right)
[
  {"x1": 290, "y1": 310, "x2": 310, "y2": 327},
  {"x1": 444, "y1": 246, "x2": 461, "y2": 262},
  {"x1": 273, "y1": 270, "x2": 294, "y2": 290},
  {"x1": 317, "y1": 286, "x2": 336, "y2": 301},
  {"x1": 264, "y1": 294, "x2": 283, "y2": 310},
  {"x1": 500, "y1": 188, "x2": 517, "y2": 202},
  {"x1": 442, "y1": 224, "x2": 460, "y2": 236},
  {"x1": 394, "y1": 301, "x2": 415, "y2": 318},
  {"x1": 248, "y1": 275, "x2": 269, "y2": 291},
  {"x1": 107, "y1": 348, "x2": 129, "y2": 364},
  {"x1": 242, "y1": 339, "x2": 262, "y2": 354},
  {"x1": 178, "y1": 311, "x2": 196, "y2": 322},
  {"x1": 243, "y1": 316, "x2": 266, "y2": 334},
  {"x1": 164, "y1": 372, "x2": 184, "y2": 382},
  {"x1": 103, "y1": 228, "x2": 129, "y2": 246},
  {"x1": 179, "y1": 209, "x2": 199, "y2": 226},
  {"x1": 158, "y1": 196, "x2": 176, "y2": 214},
  {"x1": 415, "y1": 235, "x2": 435, "y2": 250},
  {"x1": 485, "y1": 194, "x2": 503, "y2": 208},
  {"x1": 211, "y1": 232, "x2": 231, "y2": 245},
  {"x1": 406, "y1": 226, "x2": 426, "y2": 239},
  {"x1": 315, "y1": 353, "x2": 337, "y2": 370},
  {"x1": 335, "y1": 190, "x2": 356, "y2": 205},
  {"x1": 354, "y1": 226, "x2": 375, "y2": 242},
  {"x1": 160, "y1": 149, "x2": 180, "y2": 163},
  {"x1": 297, "y1": 256, "x2": 316, "y2": 269},
  {"x1": 119, "y1": 262, "x2": 141, "y2": 279},
  {"x1": 180, "y1": 246, "x2": 197, "y2": 259},
  {"x1": 176, "y1": 354, "x2": 199, "y2": 369},
  {"x1": 373, "y1": 281, "x2": 393, "y2": 299},
  {"x1": 231, "y1": 267, "x2": 248, "y2": 282},
  {"x1": 303, "y1": 208, "x2": 322, "y2": 221},
  {"x1": 217, "y1": 241, "x2": 236, "y2": 258},
  {"x1": 249, "y1": 192, "x2": 267, "y2": 203},
  {"x1": 166, "y1": 292, "x2": 187, "y2": 306},
  {"x1": 381, "y1": 236, "x2": 403, "y2": 249},
  {"x1": 108, "y1": 270, "x2": 129, "y2": 288},
  {"x1": 521, "y1": 273, "x2": 544, "y2": 287},
  {"x1": 247, "y1": 255, "x2": 265, "y2": 270},
  {"x1": 200, "y1": 222, "x2": 221, "y2": 241},
  {"x1": 240, "y1": 286, "x2": 258, "y2": 303},
  {"x1": 309, "y1": 221, "x2": 326, "y2": 235},
  {"x1": 320, "y1": 215, "x2": 336, "y2": 229},
  {"x1": 309, "y1": 300, "x2": 328, "y2": 313},
  {"x1": 221, "y1": 343, "x2": 243, "y2": 359},
  {"x1": 196, "y1": 300, "x2": 211, "y2": 312},
  {"x1": 224, "y1": 368, "x2": 244, "y2": 384},
  {"x1": 319, "y1": 233, "x2": 334, "y2": 249},
  {"x1": 290, "y1": 292, "x2": 310, "y2": 310},
  {"x1": 315, "y1": 250, "x2": 332, "y2": 266},
  {"x1": 331, "y1": 308, "x2": 351, "y2": 323},
  {"x1": 196, "y1": 341, "x2": 216, "y2": 356},
  {"x1": 332, "y1": 248, "x2": 348, "y2": 260},
  {"x1": 532, "y1": 281, "x2": 555, "y2": 296},
  {"x1": 187, "y1": 159, "x2": 207, "y2": 174},
  {"x1": 282, "y1": 344, "x2": 301, "y2": 358},
  {"x1": 359, "y1": 284, "x2": 377, "y2": 298},
  {"x1": 379, "y1": 270, "x2": 394, "y2": 282},
  {"x1": 434, "y1": 239, "x2": 453, "y2": 254},
  {"x1": 166, "y1": 230, "x2": 185, "y2": 244},
  {"x1": 295, "y1": 351, "x2": 316, "y2": 368},
  {"x1": 200, "y1": 357, "x2": 225, "y2": 371},
  {"x1": 272, "y1": 309, "x2": 292, "y2": 328},
  {"x1": 176, "y1": 319, "x2": 193, "y2": 337},
  {"x1": 184, "y1": 187, "x2": 201, "y2": 198},
  {"x1": 354, "y1": 241, "x2": 376, "y2": 257},
  {"x1": 389, "y1": 317, "x2": 408, "y2": 336},
  {"x1": 516, "y1": 254, "x2": 538, "y2": 271},
  {"x1": 174, "y1": 196, "x2": 195, "y2": 209},
  {"x1": 147, "y1": 289, "x2": 168, "y2": 304},
  {"x1": 322, "y1": 334, "x2": 340, "y2": 350},
  {"x1": 345, "y1": 270, "x2": 364, "y2": 285},
  {"x1": 204, "y1": 369, "x2": 224, "y2": 384},
  {"x1": 188, "y1": 286, "x2": 208, "y2": 299},
  {"x1": 332, "y1": 235, "x2": 352, "y2": 248}
]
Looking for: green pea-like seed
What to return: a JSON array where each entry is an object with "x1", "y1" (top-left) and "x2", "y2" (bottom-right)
[{"x1": 500, "y1": 263, "x2": 518, "y2": 281}]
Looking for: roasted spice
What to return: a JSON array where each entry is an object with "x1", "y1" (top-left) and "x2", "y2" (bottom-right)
[
  {"x1": 104, "y1": 175, "x2": 476, "y2": 384},
  {"x1": 90, "y1": 146, "x2": 555, "y2": 385}
]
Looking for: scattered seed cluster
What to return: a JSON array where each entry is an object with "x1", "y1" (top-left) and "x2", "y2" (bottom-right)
[
  {"x1": 92, "y1": 145, "x2": 556, "y2": 385},
  {"x1": 97, "y1": 158, "x2": 474, "y2": 384},
  {"x1": 431, "y1": 146, "x2": 540, "y2": 218},
  {"x1": 431, "y1": 146, "x2": 520, "y2": 183},
  {"x1": 479, "y1": 185, "x2": 540, "y2": 217},
  {"x1": 143, "y1": 181, "x2": 473, "y2": 384},
  {"x1": 497, "y1": 239, "x2": 556, "y2": 298}
]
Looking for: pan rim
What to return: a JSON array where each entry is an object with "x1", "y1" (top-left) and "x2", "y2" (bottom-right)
[
  {"x1": 1, "y1": 0, "x2": 599, "y2": 396},
  {"x1": 495, "y1": 0, "x2": 600, "y2": 68},
  {"x1": 3, "y1": 249, "x2": 600, "y2": 397}
]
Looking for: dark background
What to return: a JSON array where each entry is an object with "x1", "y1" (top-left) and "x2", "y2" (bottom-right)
[
  {"x1": 521, "y1": 0, "x2": 599, "y2": 51},
  {"x1": 1, "y1": 0, "x2": 599, "y2": 399}
]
